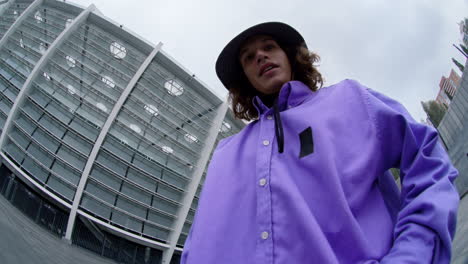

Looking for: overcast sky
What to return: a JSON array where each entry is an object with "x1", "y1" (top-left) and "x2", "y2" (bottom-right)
[{"x1": 74, "y1": 0, "x2": 467, "y2": 122}]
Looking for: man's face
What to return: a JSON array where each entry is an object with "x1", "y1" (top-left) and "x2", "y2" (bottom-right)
[{"x1": 239, "y1": 35, "x2": 292, "y2": 95}]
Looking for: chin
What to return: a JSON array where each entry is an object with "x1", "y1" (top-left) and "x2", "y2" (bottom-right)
[
  {"x1": 261, "y1": 86, "x2": 283, "y2": 95},
  {"x1": 254, "y1": 76, "x2": 290, "y2": 95},
  {"x1": 268, "y1": 79, "x2": 289, "y2": 93}
]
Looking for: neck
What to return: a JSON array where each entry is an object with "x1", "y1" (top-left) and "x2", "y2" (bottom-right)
[{"x1": 259, "y1": 93, "x2": 279, "y2": 108}]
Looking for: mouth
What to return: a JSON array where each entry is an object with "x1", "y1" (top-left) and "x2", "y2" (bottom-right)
[{"x1": 259, "y1": 63, "x2": 278, "y2": 77}]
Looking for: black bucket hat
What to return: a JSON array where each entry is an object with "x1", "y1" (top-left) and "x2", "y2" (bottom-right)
[{"x1": 215, "y1": 22, "x2": 306, "y2": 90}]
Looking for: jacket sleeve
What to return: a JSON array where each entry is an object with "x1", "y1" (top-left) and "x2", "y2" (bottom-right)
[{"x1": 363, "y1": 87, "x2": 459, "y2": 264}]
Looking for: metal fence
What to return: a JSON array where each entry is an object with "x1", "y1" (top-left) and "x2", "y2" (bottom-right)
[
  {"x1": 72, "y1": 216, "x2": 176, "y2": 264},
  {"x1": 0, "y1": 163, "x2": 181, "y2": 264},
  {"x1": 0, "y1": 163, "x2": 68, "y2": 237}
]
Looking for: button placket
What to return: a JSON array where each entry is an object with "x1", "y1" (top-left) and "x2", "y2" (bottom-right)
[{"x1": 255, "y1": 112, "x2": 274, "y2": 263}]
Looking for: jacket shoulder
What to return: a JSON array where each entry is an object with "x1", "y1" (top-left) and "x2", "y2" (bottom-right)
[{"x1": 213, "y1": 121, "x2": 256, "y2": 153}]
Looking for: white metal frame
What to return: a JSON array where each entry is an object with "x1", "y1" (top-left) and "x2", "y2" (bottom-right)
[
  {"x1": 0, "y1": 3, "x2": 97, "y2": 149},
  {"x1": 64, "y1": 42, "x2": 164, "y2": 241},
  {"x1": 161, "y1": 98, "x2": 229, "y2": 264},
  {"x1": 0, "y1": 0, "x2": 43, "y2": 48}
]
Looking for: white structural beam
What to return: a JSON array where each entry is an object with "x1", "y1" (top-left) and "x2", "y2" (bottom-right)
[
  {"x1": 0, "y1": 3, "x2": 97, "y2": 149},
  {"x1": 162, "y1": 98, "x2": 229, "y2": 264},
  {"x1": 0, "y1": 0, "x2": 43, "y2": 47},
  {"x1": 64, "y1": 42, "x2": 164, "y2": 241}
]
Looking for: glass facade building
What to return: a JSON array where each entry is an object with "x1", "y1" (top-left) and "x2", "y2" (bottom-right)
[
  {"x1": 438, "y1": 62, "x2": 468, "y2": 197},
  {"x1": 0, "y1": 0, "x2": 244, "y2": 263}
]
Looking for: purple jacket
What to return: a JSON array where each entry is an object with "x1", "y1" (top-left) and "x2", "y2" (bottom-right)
[{"x1": 181, "y1": 80, "x2": 459, "y2": 263}]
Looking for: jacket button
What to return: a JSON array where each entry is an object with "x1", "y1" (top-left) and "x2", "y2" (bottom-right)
[
  {"x1": 259, "y1": 178, "x2": 267, "y2": 186},
  {"x1": 263, "y1": 140, "x2": 270, "y2": 146},
  {"x1": 261, "y1": 231, "x2": 269, "y2": 239},
  {"x1": 266, "y1": 115, "x2": 273, "y2": 120}
]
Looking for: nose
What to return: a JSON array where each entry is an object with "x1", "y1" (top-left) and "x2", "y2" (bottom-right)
[{"x1": 255, "y1": 49, "x2": 268, "y2": 64}]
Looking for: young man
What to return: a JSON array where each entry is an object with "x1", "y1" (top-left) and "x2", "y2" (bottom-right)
[{"x1": 181, "y1": 22, "x2": 459, "y2": 263}]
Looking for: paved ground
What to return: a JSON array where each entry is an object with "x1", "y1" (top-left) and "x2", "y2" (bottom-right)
[
  {"x1": 452, "y1": 194, "x2": 468, "y2": 264},
  {"x1": 0, "y1": 192, "x2": 466, "y2": 263},
  {"x1": 0, "y1": 195, "x2": 116, "y2": 264}
]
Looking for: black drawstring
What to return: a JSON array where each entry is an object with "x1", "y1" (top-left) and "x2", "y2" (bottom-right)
[{"x1": 273, "y1": 99, "x2": 284, "y2": 153}]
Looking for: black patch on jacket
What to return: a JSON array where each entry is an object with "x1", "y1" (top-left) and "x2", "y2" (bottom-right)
[{"x1": 299, "y1": 127, "x2": 314, "y2": 158}]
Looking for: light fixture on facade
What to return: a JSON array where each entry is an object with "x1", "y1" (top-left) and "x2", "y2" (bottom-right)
[
  {"x1": 110, "y1": 41, "x2": 127, "y2": 59},
  {"x1": 66, "y1": 55, "x2": 76, "y2": 67},
  {"x1": 101, "y1": 76, "x2": 115, "y2": 88},
  {"x1": 184, "y1": 133, "x2": 197, "y2": 143},
  {"x1": 144, "y1": 104, "x2": 159, "y2": 116},
  {"x1": 220, "y1": 121, "x2": 231, "y2": 133},
  {"x1": 164, "y1": 79, "x2": 184, "y2": 96},
  {"x1": 162, "y1": 146, "x2": 174, "y2": 154}
]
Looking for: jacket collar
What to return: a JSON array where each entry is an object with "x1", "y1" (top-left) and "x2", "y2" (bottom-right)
[{"x1": 253, "y1": 81, "x2": 313, "y2": 115}]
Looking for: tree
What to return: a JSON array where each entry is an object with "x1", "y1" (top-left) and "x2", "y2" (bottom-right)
[
  {"x1": 421, "y1": 100, "x2": 447, "y2": 127},
  {"x1": 461, "y1": 44, "x2": 468, "y2": 56},
  {"x1": 390, "y1": 168, "x2": 400, "y2": 181},
  {"x1": 452, "y1": 58, "x2": 465, "y2": 72}
]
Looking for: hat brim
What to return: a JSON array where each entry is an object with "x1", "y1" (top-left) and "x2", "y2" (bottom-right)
[{"x1": 215, "y1": 22, "x2": 305, "y2": 90}]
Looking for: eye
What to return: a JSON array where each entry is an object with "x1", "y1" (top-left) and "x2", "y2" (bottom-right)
[
  {"x1": 264, "y1": 43, "x2": 275, "y2": 51},
  {"x1": 243, "y1": 53, "x2": 254, "y2": 63}
]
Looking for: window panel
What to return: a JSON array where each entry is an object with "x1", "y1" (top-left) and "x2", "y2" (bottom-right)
[
  {"x1": 37, "y1": 114, "x2": 66, "y2": 138},
  {"x1": 4, "y1": 141, "x2": 25, "y2": 164},
  {"x1": 81, "y1": 194, "x2": 112, "y2": 219},
  {"x1": 126, "y1": 167, "x2": 158, "y2": 192},
  {"x1": 96, "y1": 151, "x2": 128, "y2": 177},
  {"x1": 147, "y1": 210, "x2": 174, "y2": 228},
  {"x1": 90, "y1": 166, "x2": 121, "y2": 191},
  {"x1": 102, "y1": 137, "x2": 133, "y2": 163},
  {"x1": 85, "y1": 180, "x2": 116, "y2": 205},
  {"x1": 26, "y1": 142, "x2": 54, "y2": 167},
  {"x1": 143, "y1": 223, "x2": 169, "y2": 241},
  {"x1": 152, "y1": 195, "x2": 178, "y2": 216},
  {"x1": 62, "y1": 131, "x2": 92, "y2": 155},
  {"x1": 157, "y1": 184, "x2": 182, "y2": 202},
  {"x1": 45, "y1": 100, "x2": 73, "y2": 124},
  {"x1": 115, "y1": 196, "x2": 146, "y2": 218},
  {"x1": 10, "y1": 126, "x2": 31, "y2": 149},
  {"x1": 69, "y1": 117, "x2": 99, "y2": 141},
  {"x1": 47, "y1": 175, "x2": 75, "y2": 201},
  {"x1": 32, "y1": 128, "x2": 60, "y2": 153},
  {"x1": 22, "y1": 99, "x2": 43, "y2": 121},
  {"x1": 111, "y1": 210, "x2": 143, "y2": 232},
  {"x1": 56, "y1": 145, "x2": 86, "y2": 171},
  {"x1": 132, "y1": 152, "x2": 163, "y2": 177},
  {"x1": 50, "y1": 160, "x2": 80, "y2": 186},
  {"x1": 21, "y1": 156, "x2": 48, "y2": 183},
  {"x1": 120, "y1": 182, "x2": 151, "y2": 206}
]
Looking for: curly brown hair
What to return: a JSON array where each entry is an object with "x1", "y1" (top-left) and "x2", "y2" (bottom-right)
[{"x1": 228, "y1": 44, "x2": 323, "y2": 121}]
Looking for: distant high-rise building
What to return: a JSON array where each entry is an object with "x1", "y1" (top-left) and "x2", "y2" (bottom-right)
[
  {"x1": 436, "y1": 69, "x2": 460, "y2": 107},
  {"x1": 437, "y1": 62, "x2": 468, "y2": 197},
  {"x1": 0, "y1": 0, "x2": 244, "y2": 263},
  {"x1": 459, "y1": 18, "x2": 468, "y2": 46}
]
